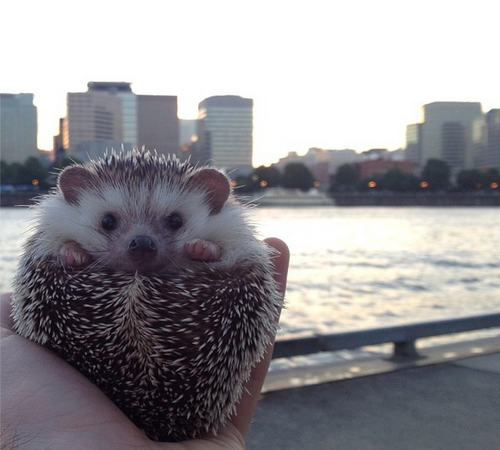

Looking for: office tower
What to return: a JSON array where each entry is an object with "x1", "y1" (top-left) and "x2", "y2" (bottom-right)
[
  {"x1": 86, "y1": 82, "x2": 139, "y2": 150},
  {"x1": 486, "y1": 109, "x2": 500, "y2": 168},
  {"x1": 475, "y1": 109, "x2": 500, "y2": 168},
  {"x1": 420, "y1": 102, "x2": 483, "y2": 171},
  {"x1": 405, "y1": 123, "x2": 422, "y2": 168},
  {"x1": 0, "y1": 93, "x2": 38, "y2": 163},
  {"x1": 178, "y1": 119, "x2": 198, "y2": 162},
  {"x1": 137, "y1": 95, "x2": 179, "y2": 157},
  {"x1": 63, "y1": 82, "x2": 179, "y2": 161},
  {"x1": 196, "y1": 95, "x2": 253, "y2": 170},
  {"x1": 63, "y1": 88, "x2": 123, "y2": 161}
]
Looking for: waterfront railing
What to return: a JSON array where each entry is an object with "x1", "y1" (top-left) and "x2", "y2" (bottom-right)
[{"x1": 273, "y1": 312, "x2": 500, "y2": 360}]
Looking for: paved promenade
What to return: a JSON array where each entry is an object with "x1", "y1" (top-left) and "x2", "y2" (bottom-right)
[{"x1": 246, "y1": 342, "x2": 500, "y2": 450}]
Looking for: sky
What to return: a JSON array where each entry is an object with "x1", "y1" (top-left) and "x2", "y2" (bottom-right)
[{"x1": 1, "y1": 0, "x2": 499, "y2": 166}]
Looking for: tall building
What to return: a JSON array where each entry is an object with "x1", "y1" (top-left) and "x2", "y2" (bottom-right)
[
  {"x1": 405, "y1": 123, "x2": 422, "y2": 169},
  {"x1": 474, "y1": 109, "x2": 500, "y2": 168},
  {"x1": 86, "y1": 82, "x2": 138, "y2": 146},
  {"x1": 63, "y1": 82, "x2": 179, "y2": 161},
  {"x1": 86, "y1": 82, "x2": 139, "y2": 149},
  {"x1": 416, "y1": 102, "x2": 483, "y2": 172},
  {"x1": 63, "y1": 88, "x2": 123, "y2": 160},
  {"x1": 137, "y1": 95, "x2": 179, "y2": 157},
  {"x1": 0, "y1": 93, "x2": 38, "y2": 163},
  {"x1": 486, "y1": 109, "x2": 500, "y2": 168},
  {"x1": 195, "y1": 95, "x2": 253, "y2": 170}
]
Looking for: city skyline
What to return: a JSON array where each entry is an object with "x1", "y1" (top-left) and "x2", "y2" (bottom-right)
[{"x1": 1, "y1": 0, "x2": 499, "y2": 166}]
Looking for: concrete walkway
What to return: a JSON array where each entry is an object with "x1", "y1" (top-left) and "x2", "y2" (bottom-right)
[{"x1": 246, "y1": 346, "x2": 500, "y2": 450}]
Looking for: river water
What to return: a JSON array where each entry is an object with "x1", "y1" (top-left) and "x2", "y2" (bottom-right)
[{"x1": 1, "y1": 206, "x2": 500, "y2": 339}]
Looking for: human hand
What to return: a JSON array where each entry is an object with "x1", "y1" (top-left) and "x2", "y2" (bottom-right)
[{"x1": 0, "y1": 238, "x2": 289, "y2": 450}]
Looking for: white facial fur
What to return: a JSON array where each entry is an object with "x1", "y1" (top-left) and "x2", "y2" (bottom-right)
[{"x1": 29, "y1": 175, "x2": 266, "y2": 274}]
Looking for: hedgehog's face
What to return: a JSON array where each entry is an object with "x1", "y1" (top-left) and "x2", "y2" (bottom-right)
[
  {"x1": 83, "y1": 202, "x2": 195, "y2": 274},
  {"x1": 53, "y1": 157, "x2": 231, "y2": 274}
]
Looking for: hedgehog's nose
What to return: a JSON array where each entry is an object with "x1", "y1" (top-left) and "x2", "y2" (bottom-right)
[{"x1": 128, "y1": 235, "x2": 157, "y2": 253}]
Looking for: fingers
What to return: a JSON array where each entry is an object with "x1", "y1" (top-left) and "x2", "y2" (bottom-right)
[
  {"x1": 229, "y1": 237, "x2": 289, "y2": 438},
  {"x1": 264, "y1": 237, "x2": 290, "y2": 294},
  {"x1": 0, "y1": 292, "x2": 14, "y2": 331}
]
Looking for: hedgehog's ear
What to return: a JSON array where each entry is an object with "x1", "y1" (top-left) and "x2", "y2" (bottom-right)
[
  {"x1": 58, "y1": 166, "x2": 97, "y2": 204},
  {"x1": 189, "y1": 169, "x2": 230, "y2": 215}
]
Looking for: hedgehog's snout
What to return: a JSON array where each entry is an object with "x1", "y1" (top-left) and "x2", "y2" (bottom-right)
[
  {"x1": 128, "y1": 235, "x2": 157, "y2": 253},
  {"x1": 120, "y1": 235, "x2": 159, "y2": 273},
  {"x1": 127, "y1": 235, "x2": 159, "y2": 271}
]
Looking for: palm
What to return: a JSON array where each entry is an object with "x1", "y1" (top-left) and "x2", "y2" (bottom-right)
[{"x1": 1, "y1": 238, "x2": 289, "y2": 450}]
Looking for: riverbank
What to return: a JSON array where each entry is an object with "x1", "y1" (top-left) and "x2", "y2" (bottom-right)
[
  {"x1": 4, "y1": 190, "x2": 500, "y2": 207},
  {"x1": 0, "y1": 190, "x2": 49, "y2": 207},
  {"x1": 332, "y1": 192, "x2": 500, "y2": 206}
]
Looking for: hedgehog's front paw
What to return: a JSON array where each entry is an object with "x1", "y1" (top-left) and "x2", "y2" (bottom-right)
[
  {"x1": 185, "y1": 239, "x2": 222, "y2": 262},
  {"x1": 60, "y1": 241, "x2": 91, "y2": 267}
]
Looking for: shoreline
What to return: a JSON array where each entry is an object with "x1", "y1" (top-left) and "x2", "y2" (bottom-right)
[
  {"x1": 1, "y1": 190, "x2": 49, "y2": 207},
  {"x1": 3, "y1": 190, "x2": 500, "y2": 207},
  {"x1": 332, "y1": 192, "x2": 500, "y2": 207}
]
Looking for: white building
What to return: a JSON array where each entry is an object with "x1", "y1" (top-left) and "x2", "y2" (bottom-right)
[
  {"x1": 407, "y1": 102, "x2": 483, "y2": 172},
  {"x1": 0, "y1": 93, "x2": 38, "y2": 163},
  {"x1": 195, "y1": 95, "x2": 253, "y2": 171},
  {"x1": 473, "y1": 109, "x2": 500, "y2": 168},
  {"x1": 137, "y1": 94, "x2": 179, "y2": 157},
  {"x1": 63, "y1": 88, "x2": 123, "y2": 161},
  {"x1": 63, "y1": 82, "x2": 178, "y2": 161},
  {"x1": 405, "y1": 123, "x2": 422, "y2": 167}
]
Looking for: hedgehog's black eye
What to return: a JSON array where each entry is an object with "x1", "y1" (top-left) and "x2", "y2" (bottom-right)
[
  {"x1": 101, "y1": 214, "x2": 117, "y2": 231},
  {"x1": 166, "y1": 213, "x2": 183, "y2": 231}
]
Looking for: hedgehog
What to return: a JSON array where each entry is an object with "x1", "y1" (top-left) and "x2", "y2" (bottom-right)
[{"x1": 10, "y1": 150, "x2": 283, "y2": 442}]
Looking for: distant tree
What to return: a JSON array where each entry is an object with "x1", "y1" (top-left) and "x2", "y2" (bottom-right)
[
  {"x1": 232, "y1": 175, "x2": 256, "y2": 194},
  {"x1": 253, "y1": 165, "x2": 282, "y2": 188},
  {"x1": 20, "y1": 157, "x2": 50, "y2": 188},
  {"x1": 381, "y1": 167, "x2": 420, "y2": 192},
  {"x1": 482, "y1": 168, "x2": 500, "y2": 189},
  {"x1": 282, "y1": 162, "x2": 315, "y2": 191},
  {"x1": 1, "y1": 161, "x2": 12, "y2": 183},
  {"x1": 331, "y1": 164, "x2": 360, "y2": 191},
  {"x1": 0, "y1": 161, "x2": 22, "y2": 184},
  {"x1": 421, "y1": 159, "x2": 451, "y2": 191},
  {"x1": 359, "y1": 173, "x2": 384, "y2": 191},
  {"x1": 0, "y1": 157, "x2": 50, "y2": 187},
  {"x1": 456, "y1": 169, "x2": 483, "y2": 191}
]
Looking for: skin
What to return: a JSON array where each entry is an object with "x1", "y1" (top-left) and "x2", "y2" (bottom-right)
[{"x1": 0, "y1": 238, "x2": 289, "y2": 450}]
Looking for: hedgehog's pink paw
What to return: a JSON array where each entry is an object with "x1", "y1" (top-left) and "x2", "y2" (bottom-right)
[
  {"x1": 185, "y1": 239, "x2": 222, "y2": 262},
  {"x1": 60, "y1": 241, "x2": 91, "y2": 267}
]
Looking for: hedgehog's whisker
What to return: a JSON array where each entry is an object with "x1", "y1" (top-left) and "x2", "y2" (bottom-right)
[
  {"x1": 84, "y1": 257, "x2": 109, "y2": 273},
  {"x1": 85, "y1": 251, "x2": 112, "y2": 271},
  {"x1": 164, "y1": 254, "x2": 183, "y2": 272}
]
